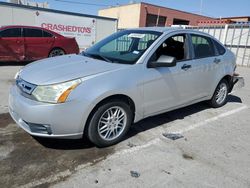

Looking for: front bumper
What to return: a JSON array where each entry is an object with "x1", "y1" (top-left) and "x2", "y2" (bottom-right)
[{"x1": 8, "y1": 85, "x2": 90, "y2": 138}]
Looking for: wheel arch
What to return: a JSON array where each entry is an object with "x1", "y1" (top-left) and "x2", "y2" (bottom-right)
[
  {"x1": 221, "y1": 74, "x2": 234, "y2": 93},
  {"x1": 222, "y1": 75, "x2": 233, "y2": 84},
  {"x1": 83, "y1": 94, "x2": 136, "y2": 135},
  {"x1": 211, "y1": 74, "x2": 233, "y2": 96}
]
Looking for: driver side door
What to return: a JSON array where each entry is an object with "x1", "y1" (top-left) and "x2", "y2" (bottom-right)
[{"x1": 143, "y1": 33, "x2": 202, "y2": 117}]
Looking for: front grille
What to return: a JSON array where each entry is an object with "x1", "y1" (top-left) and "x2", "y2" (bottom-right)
[{"x1": 16, "y1": 77, "x2": 36, "y2": 95}]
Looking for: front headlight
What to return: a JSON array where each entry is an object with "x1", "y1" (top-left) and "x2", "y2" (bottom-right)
[
  {"x1": 32, "y1": 79, "x2": 82, "y2": 103},
  {"x1": 14, "y1": 69, "x2": 22, "y2": 79}
]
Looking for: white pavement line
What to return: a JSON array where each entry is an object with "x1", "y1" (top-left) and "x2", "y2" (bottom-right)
[
  {"x1": 172, "y1": 105, "x2": 248, "y2": 134},
  {"x1": 109, "y1": 138, "x2": 161, "y2": 160},
  {"x1": 19, "y1": 139, "x2": 161, "y2": 188}
]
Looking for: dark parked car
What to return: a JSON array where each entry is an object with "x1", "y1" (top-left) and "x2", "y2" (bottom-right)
[{"x1": 0, "y1": 25, "x2": 79, "y2": 62}]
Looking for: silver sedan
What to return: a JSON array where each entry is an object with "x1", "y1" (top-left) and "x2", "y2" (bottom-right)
[{"x1": 9, "y1": 27, "x2": 243, "y2": 147}]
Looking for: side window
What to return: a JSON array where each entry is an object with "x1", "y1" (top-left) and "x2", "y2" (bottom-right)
[
  {"x1": 43, "y1": 31, "x2": 53, "y2": 37},
  {"x1": 24, "y1": 28, "x2": 43, "y2": 37},
  {"x1": 0, "y1": 28, "x2": 21, "y2": 37},
  {"x1": 150, "y1": 34, "x2": 188, "y2": 62},
  {"x1": 191, "y1": 34, "x2": 215, "y2": 58},
  {"x1": 213, "y1": 40, "x2": 226, "y2": 55}
]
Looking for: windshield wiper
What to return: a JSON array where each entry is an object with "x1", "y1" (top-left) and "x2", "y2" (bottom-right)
[{"x1": 83, "y1": 52, "x2": 113, "y2": 63}]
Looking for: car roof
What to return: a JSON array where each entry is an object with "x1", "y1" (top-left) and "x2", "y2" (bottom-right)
[
  {"x1": 0, "y1": 25, "x2": 62, "y2": 36},
  {"x1": 129, "y1": 27, "x2": 213, "y2": 38}
]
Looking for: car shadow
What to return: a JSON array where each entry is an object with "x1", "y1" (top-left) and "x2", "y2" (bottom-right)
[
  {"x1": 125, "y1": 94, "x2": 242, "y2": 139},
  {"x1": 33, "y1": 94, "x2": 242, "y2": 150},
  {"x1": 33, "y1": 136, "x2": 94, "y2": 150},
  {"x1": 0, "y1": 61, "x2": 31, "y2": 66}
]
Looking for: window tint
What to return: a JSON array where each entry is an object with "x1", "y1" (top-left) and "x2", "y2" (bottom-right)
[
  {"x1": 0, "y1": 28, "x2": 21, "y2": 37},
  {"x1": 191, "y1": 34, "x2": 215, "y2": 58},
  {"x1": 150, "y1": 34, "x2": 188, "y2": 62},
  {"x1": 213, "y1": 40, "x2": 226, "y2": 55},
  {"x1": 43, "y1": 31, "x2": 53, "y2": 37},
  {"x1": 24, "y1": 28, "x2": 43, "y2": 37}
]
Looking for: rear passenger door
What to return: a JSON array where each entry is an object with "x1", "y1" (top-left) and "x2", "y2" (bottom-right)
[
  {"x1": 0, "y1": 28, "x2": 24, "y2": 61},
  {"x1": 190, "y1": 34, "x2": 218, "y2": 96},
  {"x1": 23, "y1": 28, "x2": 55, "y2": 60}
]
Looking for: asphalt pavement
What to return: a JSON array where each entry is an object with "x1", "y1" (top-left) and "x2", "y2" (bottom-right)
[{"x1": 0, "y1": 64, "x2": 249, "y2": 188}]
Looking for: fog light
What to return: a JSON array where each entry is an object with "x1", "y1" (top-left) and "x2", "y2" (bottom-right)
[{"x1": 24, "y1": 121, "x2": 52, "y2": 135}]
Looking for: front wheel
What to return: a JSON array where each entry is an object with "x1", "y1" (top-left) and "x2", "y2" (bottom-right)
[
  {"x1": 209, "y1": 79, "x2": 229, "y2": 108},
  {"x1": 87, "y1": 100, "x2": 133, "y2": 147}
]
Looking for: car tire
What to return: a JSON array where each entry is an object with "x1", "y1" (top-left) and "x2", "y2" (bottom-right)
[
  {"x1": 209, "y1": 79, "x2": 229, "y2": 108},
  {"x1": 48, "y1": 48, "x2": 65, "y2": 57},
  {"x1": 87, "y1": 100, "x2": 133, "y2": 147}
]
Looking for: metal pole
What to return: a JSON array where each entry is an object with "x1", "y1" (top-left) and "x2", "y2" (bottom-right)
[
  {"x1": 235, "y1": 24, "x2": 244, "y2": 65},
  {"x1": 218, "y1": 25, "x2": 223, "y2": 41},
  {"x1": 247, "y1": 51, "x2": 250, "y2": 67},
  {"x1": 200, "y1": 0, "x2": 203, "y2": 14},
  {"x1": 242, "y1": 25, "x2": 250, "y2": 66},
  {"x1": 213, "y1": 26, "x2": 216, "y2": 37},
  {"x1": 156, "y1": 8, "x2": 160, "y2": 26},
  {"x1": 230, "y1": 25, "x2": 236, "y2": 50}
]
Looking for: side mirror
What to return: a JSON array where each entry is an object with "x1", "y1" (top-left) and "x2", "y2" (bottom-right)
[{"x1": 147, "y1": 55, "x2": 177, "y2": 68}]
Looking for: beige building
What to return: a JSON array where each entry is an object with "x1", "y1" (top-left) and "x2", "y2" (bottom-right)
[
  {"x1": 99, "y1": 3, "x2": 141, "y2": 29},
  {"x1": 98, "y1": 2, "x2": 213, "y2": 29}
]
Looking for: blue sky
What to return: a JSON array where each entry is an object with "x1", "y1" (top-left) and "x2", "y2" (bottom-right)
[{"x1": 2, "y1": 0, "x2": 250, "y2": 18}]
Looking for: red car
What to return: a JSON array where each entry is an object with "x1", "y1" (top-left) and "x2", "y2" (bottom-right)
[{"x1": 0, "y1": 25, "x2": 79, "y2": 62}]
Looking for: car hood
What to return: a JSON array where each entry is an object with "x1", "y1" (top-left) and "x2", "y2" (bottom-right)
[{"x1": 19, "y1": 55, "x2": 127, "y2": 85}]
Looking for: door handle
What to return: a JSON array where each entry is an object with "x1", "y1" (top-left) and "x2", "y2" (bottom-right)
[
  {"x1": 16, "y1": 40, "x2": 21, "y2": 44},
  {"x1": 214, "y1": 58, "x2": 221, "y2": 64},
  {"x1": 181, "y1": 64, "x2": 192, "y2": 70}
]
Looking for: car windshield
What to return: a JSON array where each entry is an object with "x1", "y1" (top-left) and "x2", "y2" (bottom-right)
[{"x1": 83, "y1": 30, "x2": 162, "y2": 64}]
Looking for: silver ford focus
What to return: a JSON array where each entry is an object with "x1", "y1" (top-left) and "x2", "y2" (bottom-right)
[{"x1": 9, "y1": 28, "x2": 243, "y2": 147}]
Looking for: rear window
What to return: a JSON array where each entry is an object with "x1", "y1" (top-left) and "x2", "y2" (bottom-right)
[
  {"x1": 0, "y1": 28, "x2": 21, "y2": 37},
  {"x1": 43, "y1": 31, "x2": 53, "y2": 37},
  {"x1": 191, "y1": 34, "x2": 215, "y2": 58},
  {"x1": 213, "y1": 40, "x2": 226, "y2": 55},
  {"x1": 24, "y1": 28, "x2": 43, "y2": 37}
]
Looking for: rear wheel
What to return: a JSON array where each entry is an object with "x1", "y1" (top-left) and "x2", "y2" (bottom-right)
[
  {"x1": 87, "y1": 100, "x2": 133, "y2": 147},
  {"x1": 49, "y1": 48, "x2": 65, "y2": 57},
  {"x1": 209, "y1": 79, "x2": 229, "y2": 108}
]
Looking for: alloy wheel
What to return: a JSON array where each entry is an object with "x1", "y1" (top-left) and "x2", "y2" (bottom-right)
[{"x1": 97, "y1": 106, "x2": 127, "y2": 141}]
